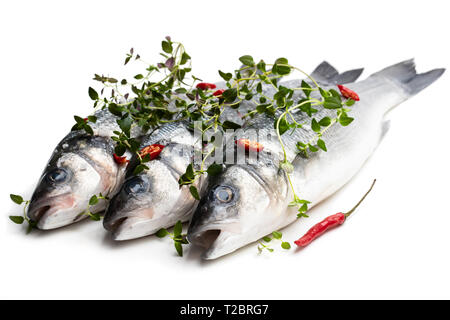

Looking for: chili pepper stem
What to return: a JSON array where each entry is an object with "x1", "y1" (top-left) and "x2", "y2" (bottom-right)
[{"x1": 344, "y1": 179, "x2": 376, "y2": 218}]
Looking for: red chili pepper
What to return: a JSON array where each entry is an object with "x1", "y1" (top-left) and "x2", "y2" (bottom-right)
[
  {"x1": 83, "y1": 118, "x2": 88, "y2": 122},
  {"x1": 236, "y1": 138, "x2": 264, "y2": 152},
  {"x1": 337, "y1": 84, "x2": 360, "y2": 101},
  {"x1": 196, "y1": 82, "x2": 217, "y2": 90},
  {"x1": 213, "y1": 89, "x2": 225, "y2": 97},
  {"x1": 113, "y1": 153, "x2": 129, "y2": 165},
  {"x1": 294, "y1": 179, "x2": 376, "y2": 248},
  {"x1": 139, "y1": 144, "x2": 165, "y2": 160}
]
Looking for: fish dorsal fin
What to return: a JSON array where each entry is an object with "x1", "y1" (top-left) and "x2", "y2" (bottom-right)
[
  {"x1": 311, "y1": 61, "x2": 364, "y2": 85},
  {"x1": 335, "y1": 68, "x2": 364, "y2": 85},
  {"x1": 310, "y1": 61, "x2": 338, "y2": 84}
]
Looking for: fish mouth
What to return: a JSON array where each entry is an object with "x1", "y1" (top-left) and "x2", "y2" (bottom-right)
[
  {"x1": 27, "y1": 193, "x2": 77, "y2": 229},
  {"x1": 188, "y1": 228, "x2": 222, "y2": 249},
  {"x1": 31, "y1": 205, "x2": 51, "y2": 222},
  {"x1": 187, "y1": 225, "x2": 227, "y2": 260},
  {"x1": 103, "y1": 216, "x2": 128, "y2": 235},
  {"x1": 187, "y1": 222, "x2": 242, "y2": 260},
  {"x1": 104, "y1": 207, "x2": 165, "y2": 240}
]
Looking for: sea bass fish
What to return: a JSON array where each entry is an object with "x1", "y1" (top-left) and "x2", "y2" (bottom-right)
[
  {"x1": 187, "y1": 60, "x2": 444, "y2": 260},
  {"x1": 102, "y1": 61, "x2": 364, "y2": 240},
  {"x1": 27, "y1": 110, "x2": 141, "y2": 229}
]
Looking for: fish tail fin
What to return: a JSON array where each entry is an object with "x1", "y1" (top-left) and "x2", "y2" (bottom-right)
[
  {"x1": 373, "y1": 59, "x2": 445, "y2": 96},
  {"x1": 311, "y1": 61, "x2": 363, "y2": 85}
]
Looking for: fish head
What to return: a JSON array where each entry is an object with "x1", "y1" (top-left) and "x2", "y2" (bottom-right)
[
  {"x1": 187, "y1": 156, "x2": 288, "y2": 260},
  {"x1": 27, "y1": 135, "x2": 119, "y2": 229},
  {"x1": 103, "y1": 142, "x2": 199, "y2": 240}
]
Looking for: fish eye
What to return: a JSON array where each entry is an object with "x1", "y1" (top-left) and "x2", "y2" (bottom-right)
[
  {"x1": 46, "y1": 168, "x2": 69, "y2": 184},
  {"x1": 124, "y1": 177, "x2": 147, "y2": 194},
  {"x1": 214, "y1": 186, "x2": 233, "y2": 203}
]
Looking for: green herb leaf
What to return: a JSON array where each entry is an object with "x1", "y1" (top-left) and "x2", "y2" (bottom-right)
[
  {"x1": 161, "y1": 41, "x2": 173, "y2": 54},
  {"x1": 309, "y1": 144, "x2": 318, "y2": 152},
  {"x1": 239, "y1": 55, "x2": 254, "y2": 66},
  {"x1": 222, "y1": 120, "x2": 241, "y2": 130},
  {"x1": 26, "y1": 220, "x2": 37, "y2": 233},
  {"x1": 317, "y1": 139, "x2": 327, "y2": 151},
  {"x1": 301, "y1": 80, "x2": 311, "y2": 97},
  {"x1": 173, "y1": 220, "x2": 182, "y2": 237},
  {"x1": 133, "y1": 164, "x2": 149, "y2": 175},
  {"x1": 134, "y1": 74, "x2": 144, "y2": 80},
  {"x1": 189, "y1": 186, "x2": 200, "y2": 200},
  {"x1": 114, "y1": 144, "x2": 126, "y2": 156},
  {"x1": 263, "y1": 236, "x2": 272, "y2": 242},
  {"x1": 281, "y1": 242, "x2": 291, "y2": 250},
  {"x1": 219, "y1": 70, "x2": 232, "y2": 81},
  {"x1": 180, "y1": 52, "x2": 191, "y2": 65},
  {"x1": 323, "y1": 97, "x2": 342, "y2": 109},
  {"x1": 345, "y1": 99, "x2": 356, "y2": 106},
  {"x1": 319, "y1": 87, "x2": 330, "y2": 98},
  {"x1": 90, "y1": 213, "x2": 101, "y2": 221},
  {"x1": 10, "y1": 194, "x2": 24, "y2": 205},
  {"x1": 339, "y1": 115, "x2": 354, "y2": 126},
  {"x1": 273, "y1": 57, "x2": 291, "y2": 75},
  {"x1": 88, "y1": 87, "x2": 99, "y2": 100},
  {"x1": 311, "y1": 118, "x2": 320, "y2": 132},
  {"x1": 89, "y1": 195, "x2": 99, "y2": 206},
  {"x1": 319, "y1": 116, "x2": 331, "y2": 127},
  {"x1": 174, "y1": 241, "x2": 183, "y2": 257},
  {"x1": 117, "y1": 116, "x2": 133, "y2": 137},
  {"x1": 108, "y1": 103, "x2": 124, "y2": 116},
  {"x1": 272, "y1": 231, "x2": 282, "y2": 239},
  {"x1": 222, "y1": 88, "x2": 237, "y2": 103},
  {"x1": 9, "y1": 216, "x2": 24, "y2": 224},
  {"x1": 156, "y1": 228, "x2": 169, "y2": 238},
  {"x1": 206, "y1": 163, "x2": 222, "y2": 176},
  {"x1": 257, "y1": 60, "x2": 266, "y2": 72},
  {"x1": 277, "y1": 117, "x2": 290, "y2": 136},
  {"x1": 84, "y1": 124, "x2": 94, "y2": 135}
]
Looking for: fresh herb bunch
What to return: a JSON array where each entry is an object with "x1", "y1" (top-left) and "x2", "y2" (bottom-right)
[{"x1": 77, "y1": 36, "x2": 358, "y2": 220}]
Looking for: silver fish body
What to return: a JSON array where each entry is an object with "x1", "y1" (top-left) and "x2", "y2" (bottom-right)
[
  {"x1": 187, "y1": 60, "x2": 445, "y2": 259},
  {"x1": 27, "y1": 110, "x2": 140, "y2": 229}
]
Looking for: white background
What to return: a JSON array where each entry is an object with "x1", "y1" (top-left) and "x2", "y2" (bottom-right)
[{"x1": 1, "y1": 0, "x2": 449, "y2": 299}]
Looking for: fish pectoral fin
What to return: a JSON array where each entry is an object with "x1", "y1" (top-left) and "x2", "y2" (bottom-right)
[{"x1": 380, "y1": 120, "x2": 391, "y2": 142}]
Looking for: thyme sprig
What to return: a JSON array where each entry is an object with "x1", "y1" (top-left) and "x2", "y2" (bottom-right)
[
  {"x1": 156, "y1": 220, "x2": 189, "y2": 257},
  {"x1": 8, "y1": 194, "x2": 37, "y2": 233},
  {"x1": 258, "y1": 231, "x2": 291, "y2": 253}
]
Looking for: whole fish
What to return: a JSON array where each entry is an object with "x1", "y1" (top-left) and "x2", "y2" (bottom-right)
[
  {"x1": 187, "y1": 60, "x2": 444, "y2": 259},
  {"x1": 102, "y1": 61, "x2": 364, "y2": 240},
  {"x1": 27, "y1": 110, "x2": 141, "y2": 229}
]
